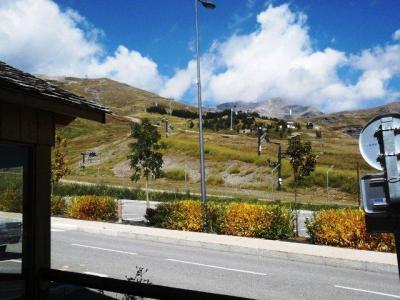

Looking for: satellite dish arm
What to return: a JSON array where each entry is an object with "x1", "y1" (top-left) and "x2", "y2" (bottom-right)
[{"x1": 378, "y1": 117, "x2": 400, "y2": 204}]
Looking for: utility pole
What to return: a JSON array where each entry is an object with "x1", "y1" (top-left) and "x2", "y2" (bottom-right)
[
  {"x1": 258, "y1": 127, "x2": 282, "y2": 190},
  {"x1": 169, "y1": 98, "x2": 173, "y2": 115},
  {"x1": 326, "y1": 165, "x2": 334, "y2": 203},
  {"x1": 277, "y1": 143, "x2": 282, "y2": 191},
  {"x1": 257, "y1": 126, "x2": 262, "y2": 155},
  {"x1": 165, "y1": 119, "x2": 169, "y2": 137},
  {"x1": 271, "y1": 163, "x2": 280, "y2": 201},
  {"x1": 230, "y1": 108, "x2": 233, "y2": 131},
  {"x1": 194, "y1": 0, "x2": 216, "y2": 232},
  {"x1": 184, "y1": 164, "x2": 189, "y2": 193}
]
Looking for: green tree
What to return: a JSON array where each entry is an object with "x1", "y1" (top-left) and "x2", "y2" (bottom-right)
[
  {"x1": 128, "y1": 119, "x2": 163, "y2": 207},
  {"x1": 51, "y1": 135, "x2": 71, "y2": 186},
  {"x1": 286, "y1": 137, "x2": 317, "y2": 236}
]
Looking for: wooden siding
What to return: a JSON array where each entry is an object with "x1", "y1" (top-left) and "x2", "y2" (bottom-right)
[{"x1": 0, "y1": 102, "x2": 54, "y2": 146}]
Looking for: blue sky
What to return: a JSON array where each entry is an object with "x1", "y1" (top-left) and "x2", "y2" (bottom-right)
[
  {"x1": 0, "y1": 0, "x2": 399, "y2": 112},
  {"x1": 54, "y1": 0, "x2": 400, "y2": 74}
]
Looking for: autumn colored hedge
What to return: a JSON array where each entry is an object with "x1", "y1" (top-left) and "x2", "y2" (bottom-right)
[
  {"x1": 306, "y1": 209, "x2": 395, "y2": 252},
  {"x1": 219, "y1": 203, "x2": 293, "y2": 239},
  {"x1": 146, "y1": 200, "x2": 294, "y2": 239},
  {"x1": 67, "y1": 196, "x2": 117, "y2": 221},
  {"x1": 51, "y1": 195, "x2": 67, "y2": 216}
]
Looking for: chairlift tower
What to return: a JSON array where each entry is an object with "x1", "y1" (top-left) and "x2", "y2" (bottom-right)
[
  {"x1": 257, "y1": 126, "x2": 282, "y2": 190},
  {"x1": 169, "y1": 98, "x2": 174, "y2": 115}
]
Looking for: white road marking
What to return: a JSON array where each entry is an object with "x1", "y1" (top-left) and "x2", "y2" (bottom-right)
[
  {"x1": 84, "y1": 272, "x2": 108, "y2": 278},
  {"x1": 51, "y1": 223, "x2": 77, "y2": 230},
  {"x1": 166, "y1": 259, "x2": 267, "y2": 276},
  {"x1": 71, "y1": 243, "x2": 137, "y2": 256},
  {"x1": 51, "y1": 229, "x2": 65, "y2": 232},
  {"x1": 335, "y1": 285, "x2": 400, "y2": 298},
  {"x1": 0, "y1": 259, "x2": 21, "y2": 263}
]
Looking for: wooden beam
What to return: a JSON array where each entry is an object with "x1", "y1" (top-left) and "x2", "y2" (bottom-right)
[
  {"x1": 54, "y1": 114, "x2": 76, "y2": 126},
  {"x1": 0, "y1": 102, "x2": 20, "y2": 141},
  {"x1": 21, "y1": 108, "x2": 38, "y2": 144},
  {"x1": 37, "y1": 112, "x2": 54, "y2": 146},
  {"x1": 0, "y1": 103, "x2": 55, "y2": 145}
]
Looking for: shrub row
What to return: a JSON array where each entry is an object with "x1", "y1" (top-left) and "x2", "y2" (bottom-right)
[
  {"x1": 53, "y1": 183, "x2": 350, "y2": 212},
  {"x1": 53, "y1": 183, "x2": 193, "y2": 202},
  {"x1": 146, "y1": 200, "x2": 294, "y2": 240},
  {"x1": 0, "y1": 172, "x2": 23, "y2": 213},
  {"x1": 51, "y1": 195, "x2": 117, "y2": 222},
  {"x1": 306, "y1": 209, "x2": 394, "y2": 252}
]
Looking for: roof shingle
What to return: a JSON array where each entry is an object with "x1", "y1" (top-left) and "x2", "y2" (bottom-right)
[{"x1": 0, "y1": 61, "x2": 110, "y2": 114}]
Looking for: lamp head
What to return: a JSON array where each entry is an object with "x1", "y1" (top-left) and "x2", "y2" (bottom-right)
[{"x1": 198, "y1": 0, "x2": 216, "y2": 9}]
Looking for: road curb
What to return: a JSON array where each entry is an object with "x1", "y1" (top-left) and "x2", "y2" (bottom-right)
[
  {"x1": 52, "y1": 217, "x2": 397, "y2": 275},
  {"x1": 117, "y1": 234, "x2": 397, "y2": 274}
]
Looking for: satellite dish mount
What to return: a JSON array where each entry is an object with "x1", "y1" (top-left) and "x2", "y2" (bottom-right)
[{"x1": 359, "y1": 113, "x2": 400, "y2": 278}]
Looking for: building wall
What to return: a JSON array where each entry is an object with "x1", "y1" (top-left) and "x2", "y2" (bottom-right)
[
  {"x1": 0, "y1": 102, "x2": 54, "y2": 146},
  {"x1": 0, "y1": 101, "x2": 54, "y2": 298}
]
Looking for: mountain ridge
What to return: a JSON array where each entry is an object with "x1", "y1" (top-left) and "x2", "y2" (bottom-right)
[
  {"x1": 39, "y1": 76, "x2": 195, "y2": 116},
  {"x1": 216, "y1": 98, "x2": 322, "y2": 119},
  {"x1": 42, "y1": 75, "x2": 398, "y2": 124}
]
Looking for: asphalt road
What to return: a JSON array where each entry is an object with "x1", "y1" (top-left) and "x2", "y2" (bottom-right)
[{"x1": 45, "y1": 227, "x2": 400, "y2": 300}]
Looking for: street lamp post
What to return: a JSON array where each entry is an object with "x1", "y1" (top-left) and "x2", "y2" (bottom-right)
[
  {"x1": 195, "y1": 0, "x2": 215, "y2": 231},
  {"x1": 230, "y1": 108, "x2": 233, "y2": 131},
  {"x1": 326, "y1": 165, "x2": 334, "y2": 203},
  {"x1": 271, "y1": 163, "x2": 280, "y2": 202}
]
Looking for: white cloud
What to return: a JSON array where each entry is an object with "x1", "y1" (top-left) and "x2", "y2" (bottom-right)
[
  {"x1": 159, "y1": 51, "x2": 218, "y2": 101},
  {"x1": 0, "y1": 1, "x2": 398, "y2": 112},
  {"x1": 247, "y1": 0, "x2": 256, "y2": 9},
  {"x1": 87, "y1": 46, "x2": 165, "y2": 92},
  {"x1": 0, "y1": 0, "x2": 164, "y2": 92},
  {"x1": 164, "y1": 4, "x2": 400, "y2": 112},
  {"x1": 393, "y1": 29, "x2": 400, "y2": 41},
  {"x1": 0, "y1": 0, "x2": 100, "y2": 76}
]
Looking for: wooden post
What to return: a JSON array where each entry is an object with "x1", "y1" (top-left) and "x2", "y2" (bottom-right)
[{"x1": 26, "y1": 145, "x2": 51, "y2": 299}]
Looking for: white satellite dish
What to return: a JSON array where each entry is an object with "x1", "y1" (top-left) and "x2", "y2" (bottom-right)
[{"x1": 359, "y1": 113, "x2": 400, "y2": 171}]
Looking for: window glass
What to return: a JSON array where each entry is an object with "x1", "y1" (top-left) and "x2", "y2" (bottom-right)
[{"x1": 0, "y1": 147, "x2": 24, "y2": 274}]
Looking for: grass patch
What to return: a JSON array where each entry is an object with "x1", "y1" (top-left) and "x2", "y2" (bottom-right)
[
  {"x1": 163, "y1": 168, "x2": 186, "y2": 181},
  {"x1": 301, "y1": 167, "x2": 358, "y2": 194},
  {"x1": 207, "y1": 175, "x2": 224, "y2": 185},
  {"x1": 228, "y1": 165, "x2": 241, "y2": 174}
]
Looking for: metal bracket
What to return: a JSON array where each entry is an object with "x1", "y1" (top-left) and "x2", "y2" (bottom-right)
[
  {"x1": 379, "y1": 117, "x2": 400, "y2": 204},
  {"x1": 376, "y1": 127, "x2": 400, "y2": 134}
]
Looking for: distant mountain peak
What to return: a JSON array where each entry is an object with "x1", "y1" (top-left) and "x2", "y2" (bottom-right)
[{"x1": 216, "y1": 98, "x2": 322, "y2": 119}]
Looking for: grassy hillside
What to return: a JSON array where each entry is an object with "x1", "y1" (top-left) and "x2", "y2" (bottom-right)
[
  {"x1": 50, "y1": 77, "x2": 397, "y2": 206},
  {"x1": 306, "y1": 101, "x2": 400, "y2": 130},
  {"x1": 47, "y1": 77, "x2": 193, "y2": 116}
]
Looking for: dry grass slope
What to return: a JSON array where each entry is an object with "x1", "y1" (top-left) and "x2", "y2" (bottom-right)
[{"x1": 50, "y1": 77, "x2": 398, "y2": 206}]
